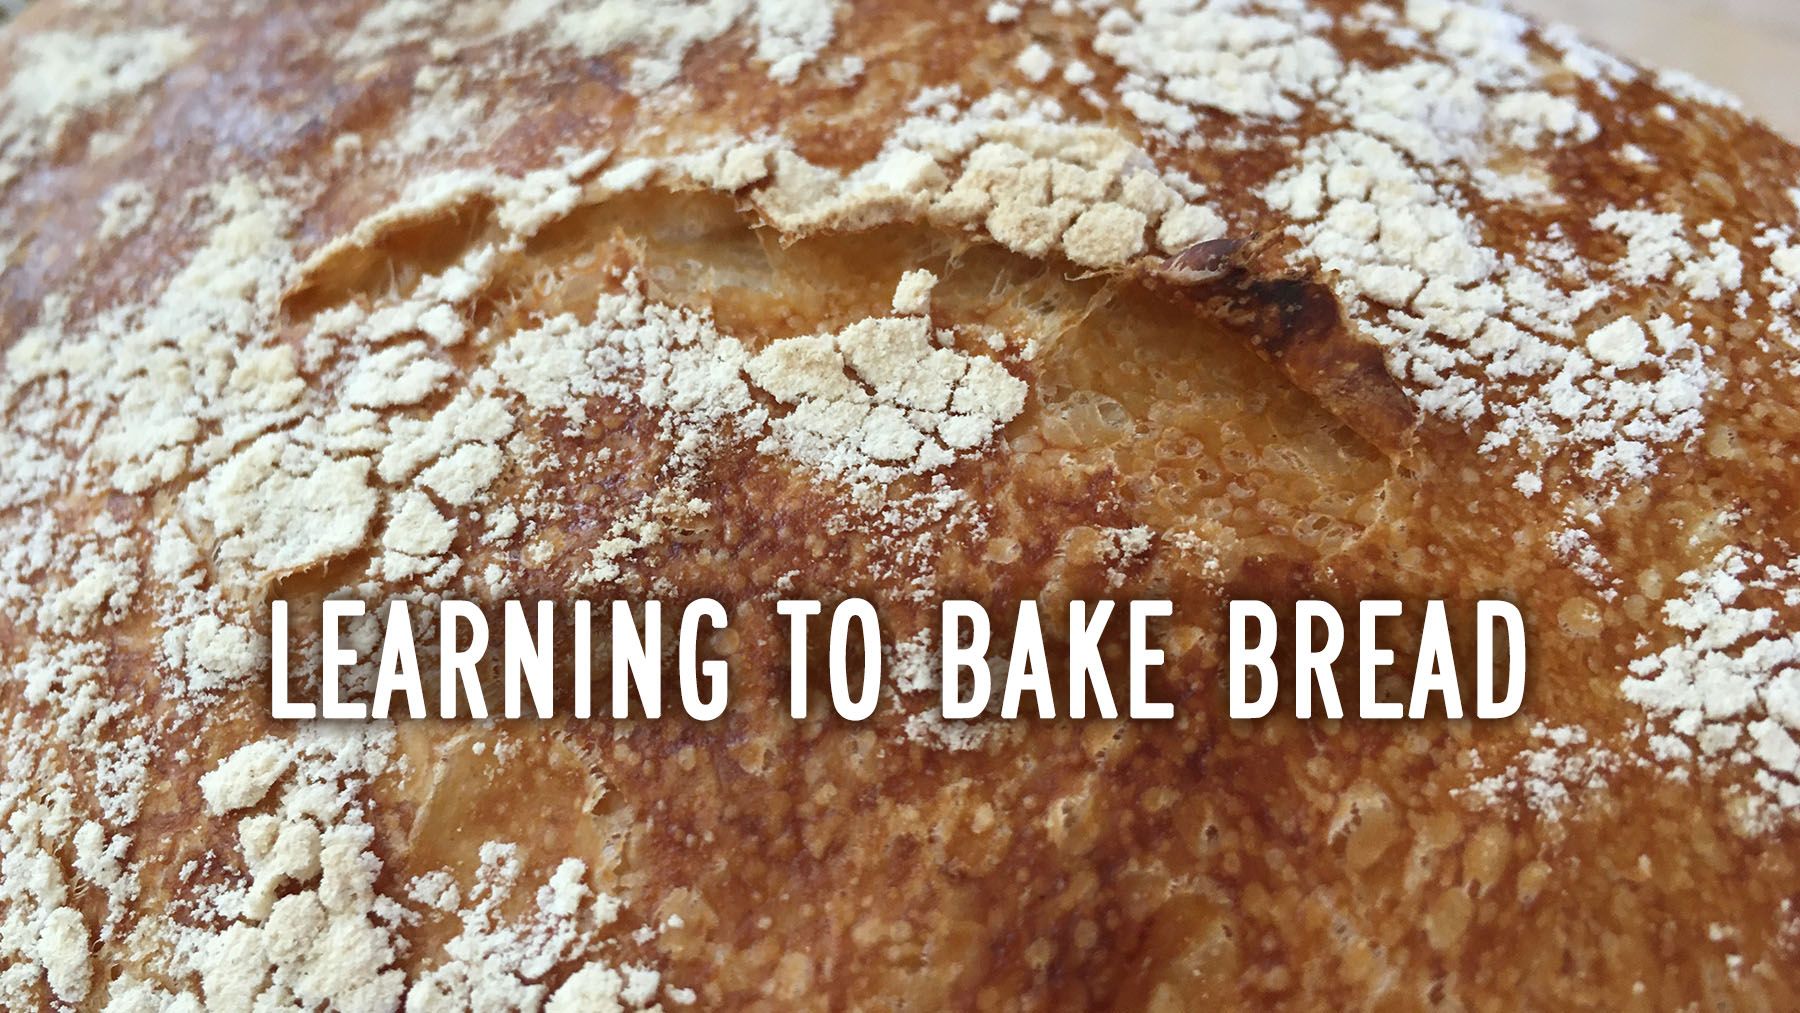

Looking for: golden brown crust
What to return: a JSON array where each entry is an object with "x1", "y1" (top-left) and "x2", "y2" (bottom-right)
[{"x1": 4, "y1": 0, "x2": 1800, "y2": 1009}]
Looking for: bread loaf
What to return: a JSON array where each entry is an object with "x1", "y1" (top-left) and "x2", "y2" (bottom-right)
[{"x1": 2, "y1": 0, "x2": 1799, "y2": 1008}]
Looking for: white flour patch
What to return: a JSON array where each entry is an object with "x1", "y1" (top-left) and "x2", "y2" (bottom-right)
[{"x1": 1622, "y1": 546, "x2": 1800, "y2": 826}]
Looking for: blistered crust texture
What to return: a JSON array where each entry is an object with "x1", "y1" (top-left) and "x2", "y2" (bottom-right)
[{"x1": 3, "y1": 0, "x2": 1800, "y2": 1009}]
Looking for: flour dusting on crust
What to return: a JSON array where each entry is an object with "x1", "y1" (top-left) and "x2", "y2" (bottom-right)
[{"x1": 4, "y1": 0, "x2": 1800, "y2": 1006}]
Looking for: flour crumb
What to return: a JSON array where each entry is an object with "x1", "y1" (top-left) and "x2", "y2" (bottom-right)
[
  {"x1": 200, "y1": 739, "x2": 295, "y2": 815},
  {"x1": 97, "y1": 181, "x2": 154, "y2": 241},
  {"x1": 1585, "y1": 318, "x2": 1648, "y2": 369},
  {"x1": 38, "y1": 907, "x2": 90, "y2": 1004},
  {"x1": 1062, "y1": 201, "x2": 1147, "y2": 268},
  {"x1": 1015, "y1": 43, "x2": 1054, "y2": 84},
  {"x1": 891, "y1": 269, "x2": 938, "y2": 315}
]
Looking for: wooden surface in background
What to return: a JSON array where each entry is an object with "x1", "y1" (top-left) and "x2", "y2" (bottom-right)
[{"x1": 1511, "y1": 0, "x2": 1800, "y2": 139}]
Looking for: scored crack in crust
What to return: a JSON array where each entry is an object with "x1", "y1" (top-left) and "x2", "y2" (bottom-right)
[{"x1": 2, "y1": 0, "x2": 1800, "y2": 1008}]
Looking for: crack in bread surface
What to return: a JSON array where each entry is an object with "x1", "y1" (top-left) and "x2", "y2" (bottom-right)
[{"x1": 291, "y1": 185, "x2": 1397, "y2": 563}]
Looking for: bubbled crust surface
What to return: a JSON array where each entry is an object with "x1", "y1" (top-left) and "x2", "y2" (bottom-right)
[{"x1": 2, "y1": 0, "x2": 1800, "y2": 1010}]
